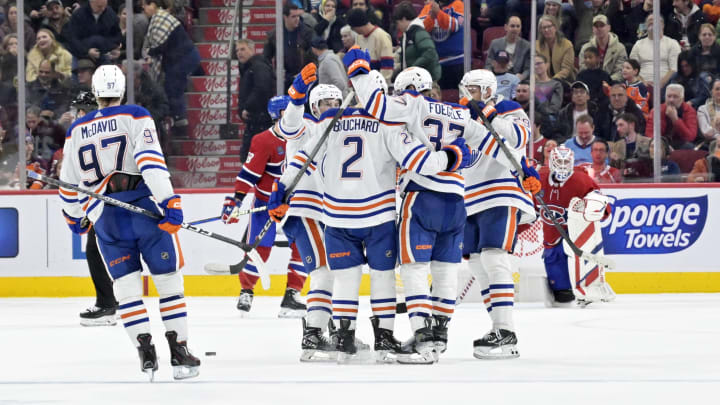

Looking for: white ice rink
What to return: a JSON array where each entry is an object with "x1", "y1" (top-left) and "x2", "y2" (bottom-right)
[{"x1": 2, "y1": 294, "x2": 718, "y2": 404}]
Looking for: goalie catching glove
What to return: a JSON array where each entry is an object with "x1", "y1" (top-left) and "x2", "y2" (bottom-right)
[
  {"x1": 581, "y1": 191, "x2": 612, "y2": 222},
  {"x1": 158, "y1": 195, "x2": 183, "y2": 234},
  {"x1": 267, "y1": 180, "x2": 289, "y2": 223}
]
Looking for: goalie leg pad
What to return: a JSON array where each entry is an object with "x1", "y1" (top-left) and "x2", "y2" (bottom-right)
[
  {"x1": 306, "y1": 265, "x2": 333, "y2": 329},
  {"x1": 331, "y1": 265, "x2": 363, "y2": 331},
  {"x1": 153, "y1": 271, "x2": 188, "y2": 342},
  {"x1": 370, "y1": 269, "x2": 396, "y2": 330},
  {"x1": 400, "y1": 262, "x2": 432, "y2": 332},
  {"x1": 480, "y1": 248, "x2": 515, "y2": 331},
  {"x1": 114, "y1": 271, "x2": 151, "y2": 347},
  {"x1": 468, "y1": 253, "x2": 492, "y2": 314}
]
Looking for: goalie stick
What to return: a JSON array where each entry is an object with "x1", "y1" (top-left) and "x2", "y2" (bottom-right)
[
  {"x1": 204, "y1": 90, "x2": 357, "y2": 279},
  {"x1": 29, "y1": 171, "x2": 267, "y2": 272},
  {"x1": 463, "y1": 97, "x2": 615, "y2": 270}
]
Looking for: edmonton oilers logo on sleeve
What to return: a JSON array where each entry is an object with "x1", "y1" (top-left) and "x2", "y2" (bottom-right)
[{"x1": 600, "y1": 195, "x2": 707, "y2": 254}]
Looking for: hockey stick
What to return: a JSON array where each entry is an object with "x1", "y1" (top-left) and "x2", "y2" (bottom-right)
[
  {"x1": 456, "y1": 275, "x2": 476, "y2": 305},
  {"x1": 463, "y1": 99, "x2": 615, "y2": 270},
  {"x1": 204, "y1": 90, "x2": 357, "y2": 278},
  {"x1": 31, "y1": 171, "x2": 267, "y2": 268},
  {"x1": 189, "y1": 205, "x2": 268, "y2": 225}
]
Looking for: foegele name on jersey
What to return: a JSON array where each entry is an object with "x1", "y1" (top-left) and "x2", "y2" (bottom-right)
[
  {"x1": 80, "y1": 119, "x2": 118, "y2": 139},
  {"x1": 427, "y1": 102, "x2": 463, "y2": 120},
  {"x1": 333, "y1": 117, "x2": 380, "y2": 133}
]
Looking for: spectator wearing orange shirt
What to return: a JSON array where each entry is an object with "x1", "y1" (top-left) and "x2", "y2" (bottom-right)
[{"x1": 418, "y1": 0, "x2": 465, "y2": 89}]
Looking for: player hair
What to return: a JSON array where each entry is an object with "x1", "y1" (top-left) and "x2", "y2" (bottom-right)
[
  {"x1": 393, "y1": 1, "x2": 417, "y2": 21},
  {"x1": 96, "y1": 97, "x2": 122, "y2": 108},
  {"x1": 576, "y1": 114, "x2": 594, "y2": 128},
  {"x1": 583, "y1": 46, "x2": 599, "y2": 57},
  {"x1": 592, "y1": 139, "x2": 609, "y2": 152},
  {"x1": 617, "y1": 113, "x2": 637, "y2": 130},
  {"x1": 236, "y1": 38, "x2": 255, "y2": 49}
]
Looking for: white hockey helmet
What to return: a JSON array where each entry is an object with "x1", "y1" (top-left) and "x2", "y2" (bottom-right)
[
  {"x1": 393, "y1": 66, "x2": 432, "y2": 94},
  {"x1": 460, "y1": 69, "x2": 497, "y2": 103},
  {"x1": 92, "y1": 64, "x2": 126, "y2": 99},
  {"x1": 549, "y1": 145, "x2": 575, "y2": 183},
  {"x1": 369, "y1": 69, "x2": 388, "y2": 94},
  {"x1": 309, "y1": 84, "x2": 342, "y2": 118}
]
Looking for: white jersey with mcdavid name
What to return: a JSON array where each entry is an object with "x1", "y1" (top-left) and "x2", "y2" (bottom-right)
[
  {"x1": 350, "y1": 73, "x2": 515, "y2": 196},
  {"x1": 277, "y1": 103, "x2": 325, "y2": 221},
  {"x1": 280, "y1": 108, "x2": 451, "y2": 229},
  {"x1": 59, "y1": 104, "x2": 173, "y2": 224},
  {"x1": 463, "y1": 99, "x2": 536, "y2": 223}
]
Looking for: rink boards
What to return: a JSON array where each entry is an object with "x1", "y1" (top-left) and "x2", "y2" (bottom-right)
[{"x1": 1, "y1": 184, "x2": 719, "y2": 296}]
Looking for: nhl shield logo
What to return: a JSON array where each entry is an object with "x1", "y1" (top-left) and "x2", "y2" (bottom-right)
[
  {"x1": 161, "y1": 252, "x2": 169, "y2": 260},
  {"x1": 305, "y1": 256, "x2": 313, "y2": 264}
]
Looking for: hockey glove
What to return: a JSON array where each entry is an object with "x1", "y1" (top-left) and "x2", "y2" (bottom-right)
[
  {"x1": 221, "y1": 192, "x2": 245, "y2": 224},
  {"x1": 62, "y1": 210, "x2": 91, "y2": 235},
  {"x1": 520, "y1": 157, "x2": 542, "y2": 195},
  {"x1": 289, "y1": 63, "x2": 317, "y2": 105},
  {"x1": 158, "y1": 195, "x2": 183, "y2": 234},
  {"x1": 268, "y1": 180, "x2": 289, "y2": 223},
  {"x1": 442, "y1": 137, "x2": 472, "y2": 171},
  {"x1": 343, "y1": 46, "x2": 371, "y2": 77},
  {"x1": 476, "y1": 101, "x2": 497, "y2": 122}
]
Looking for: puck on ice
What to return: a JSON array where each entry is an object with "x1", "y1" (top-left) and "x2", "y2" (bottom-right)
[{"x1": 205, "y1": 351, "x2": 216, "y2": 356}]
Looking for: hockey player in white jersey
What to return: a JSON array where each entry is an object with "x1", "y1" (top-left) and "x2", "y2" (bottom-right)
[
  {"x1": 59, "y1": 65, "x2": 199, "y2": 380},
  {"x1": 269, "y1": 75, "x2": 471, "y2": 362},
  {"x1": 276, "y1": 64, "x2": 343, "y2": 361},
  {"x1": 459, "y1": 69, "x2": 541, "y2": 360}
]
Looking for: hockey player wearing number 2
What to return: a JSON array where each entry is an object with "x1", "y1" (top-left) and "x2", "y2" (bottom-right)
[
  {"x1": 220, "y1": 95, "x2": 309, "y2": 318},
  {"x1": 59, "y1": 65, "x2": 199, "y2": 381},
  {"x1": 538, "y1": 145, "x2": 615, "y2": 307}
]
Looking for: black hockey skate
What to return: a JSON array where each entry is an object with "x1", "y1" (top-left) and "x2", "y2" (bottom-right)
[
  {"x1": 548, "y1": 289, "x2": 576, "y2": 308},
  {"x1": 370, "y1": 316, "x2": 409, "y2": 363},
  {"x1": 236, "y1": 289, "x2": 254, "y2": 315},
  {"x1": 397, "y1": 318, "x2": 436, "y2": 365},
  {"x1": 165, "y1": 331, "x2": 201, "y2": 380},
  {"x1": 278, "y1": 288, "x2": 306, "y2": 318},
  {"x1": 432, "y1": 315, "x2": 450, "y2": 357},
  {"x1": 300, "y1": 318, "x2": 336, "y2": 362},
  {"x1": 329, "y1": 319, "x2": 370, "y2": 356},
  {"x1": 136, "y1": 333, "x2": 158, "y2": 381},
  {"x1": 79, "y1": 305, "x2": 117, "y2": 327},
  {"x1": 473, "y1": 329, "x2": 519, "y2": 360},
  {"x1": 335, "y1": 319, "x2": 361, "y2": 363}
]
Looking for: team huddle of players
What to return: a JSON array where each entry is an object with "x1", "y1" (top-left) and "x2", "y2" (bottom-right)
[{"x1": 57, "y1": 48, "x2": 615, "y2": 379}]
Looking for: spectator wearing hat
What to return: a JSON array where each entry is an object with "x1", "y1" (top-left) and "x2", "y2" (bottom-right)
[
  {"x1": 311, "y1": 36, "x2": 348, "y2": 96},
  {"x1": 571, "y1": 0, "x2": 619, "y2": 54},
  {"x1": 558, "y1": 81, "x2": 606, "y2": 141},
  {"x1": 666, "y1": 0, "x2": 705, "y2": 49},
  {"x1": 418, "y1": 0, "x2": 465, "y2": 89},
  {"x1": 264, "y1": 2, "x2": 315, "y2": 90},
  {"x1": 64, "y1": 0, "x2": 122, "y2": 64},
  {"x1": 39, "y1": 0, "x2": 71, "y2": 46},
  {"x1": 394, "y1": 1, "x2": 440, "y2": 81},
  {"x1": 347, "y1": 7, "x2": 393, "y2": 81},
  {"x1": 314, "y1": 0, "x2": 346, "y2": 53},
  {"x1": 578, "y1": 14, "x2": 628, "y2": 82},
  {"x1": 536, "y1": 15, "x2": 576, "y2": 82},
  {"x1": 579, "y1": 139, "x2": 622, "y2": 183},
  {"x1": 490, "y1": 50, "x2": 519, "y2": 100},
  {"x1": 630, "y1": 15, "x2": 681, "y2": 87},
  {"x1": 562, "y1": 114, "x2": 597, "y2": 165},
  {"x1": 576, "y1": 46, "x2": 612, "y2": 105},
  {"x1": 68, "y1": 58, "x2": 95, "y2": 94},
  {"x1": 646, "y1": 83, "x2": 698, "y2": 150},
  {"x1": 485, "y1": 15, "x2": 531, "y2": 81}
]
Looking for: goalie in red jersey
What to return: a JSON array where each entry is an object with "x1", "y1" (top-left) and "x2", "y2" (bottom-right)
[{"x1": 536, "y1": 146, "x2": 616, "y2": 307}]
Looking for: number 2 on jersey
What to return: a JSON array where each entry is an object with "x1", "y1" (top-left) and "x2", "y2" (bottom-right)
[
  {"x1": 341, "y1": 136, "x2": 363, "y2": 179},
  {"x1": 78, "y1": 135, "x2": 127, "y2": 187}
]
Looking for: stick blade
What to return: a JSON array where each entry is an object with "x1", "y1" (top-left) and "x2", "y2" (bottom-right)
[
  {"x1": 27, "y1": 170, "x2": 41, "y2": 180},
  {"x1": 203, "y1": 262, "x2": 232, "y2": 275}
]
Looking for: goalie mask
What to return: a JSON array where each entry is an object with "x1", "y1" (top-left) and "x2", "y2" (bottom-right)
[
  {"x1": 393, "y1": 67, "x2": 432, "y2": 95},
  {"x1": 549, "y1": 146, "x2": 574, "y2": 183},
  {"x1": 460, "y1": 69, "x2": 497, "y2": 103},
  {"x1": 309, "y1": 84, "x2": 342, "y2": 118}
]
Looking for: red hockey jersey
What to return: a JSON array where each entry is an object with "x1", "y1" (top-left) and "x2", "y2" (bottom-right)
[
  {"x1": 537, "y1": 166, "x2": 600, "y2": 247},
  {"x1": 234, "y1": 127, "x2": 285, "y2": 202}
]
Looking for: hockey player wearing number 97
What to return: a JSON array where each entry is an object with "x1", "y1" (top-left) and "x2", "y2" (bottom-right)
[{"x1": 59, "y1": 65, "x2": 200, "y2": 381}]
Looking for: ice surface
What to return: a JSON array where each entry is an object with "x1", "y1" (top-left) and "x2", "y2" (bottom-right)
[{"x1": 2, "y1": 294, "x2": 718, "y2": 404}]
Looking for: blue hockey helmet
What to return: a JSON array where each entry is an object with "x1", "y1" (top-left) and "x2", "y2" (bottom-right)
[{"x1": 268, "y1": 95, "x2": 291, "y2": 120}]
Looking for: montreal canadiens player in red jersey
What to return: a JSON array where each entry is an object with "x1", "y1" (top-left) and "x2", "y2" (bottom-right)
[
  {"x1": 221, "y1": 96, "x2": 308, "y2": 318},
  {"x1": 537, "y1": 146, "x2": 614, "y2": 306}
]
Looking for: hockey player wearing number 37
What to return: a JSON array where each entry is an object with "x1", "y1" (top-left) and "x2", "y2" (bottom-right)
[{"x1": 59, "y1": 65, "x2": 200, "y2": 381}]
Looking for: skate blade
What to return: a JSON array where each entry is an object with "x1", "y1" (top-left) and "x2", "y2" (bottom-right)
[
  {"x1": 278, "y1": 308, "x2": 306, "y2": 318},
  {"x1": 337, "y1": 349, "x2": 373, "y2": 364},
  {"x1": 473, "y1": 345, "x2": 519, "y2": 360},
  {"x1": 374, "y1": 350, "x2": 399, "y2": 364},
  {"x1": 172, "y1": 365, "x2": 200, "y2": 380},
  {"x1": 300, "y1": 349, "x2": 337, "y2": 362},
  {"x1": 237, "y1": 310, "x2": 250, "y2": 318},
  {"x1": 80, "y1": 316, "x2": 117, "y2": 327},
  {"x1": 396, "y1": 351, "x2": 436, "y2": 365},
  {"x1": 142, "y1": 368, "x2": 156, "y2": 382}
]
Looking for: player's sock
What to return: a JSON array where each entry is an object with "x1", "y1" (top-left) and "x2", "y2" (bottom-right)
[
  {"x1": 306, "y1": 266, "x2": 333, "y2": 329},
  {"x1": 481, "y1": 248, "x2": 515, "y2": 331},
  {"x1": 153, "y1": 272, "x2": 189, "y2": 341},
  {"x1": 331, "y1": 265, "x2": 362, "y2": 331},
  {"x1": 114, "y1": 272, "x2": 150, "y2": 346},
  {"x1": 370, "y1": 269, "x2": 396, "y2": 330},
  {"x1": 429, "y1": 261, "x2": 457, "y2": 319},
  {"x1": 400, "y1": 262, "x2": 432, "y2": 332},
  {"x1": 469, "y1": 254, "x2": 492, "y2": 314}
]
